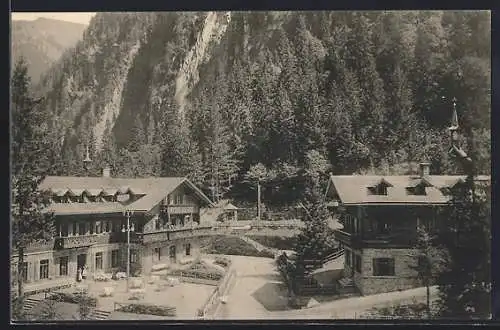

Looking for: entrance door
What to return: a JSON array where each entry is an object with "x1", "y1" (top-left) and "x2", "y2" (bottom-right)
[
  {"x1": 169, "y1": 245, "x2": 176, "y2": 263},
  {"x1": 77, "y1": 254, "x2": 87, "y2": 270}
]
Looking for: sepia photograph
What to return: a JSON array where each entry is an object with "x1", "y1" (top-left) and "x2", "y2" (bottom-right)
[{"x1": 10, "y1": 10, "x2": 491, "y2": 322}]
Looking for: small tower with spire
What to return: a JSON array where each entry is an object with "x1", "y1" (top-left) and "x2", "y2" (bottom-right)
[
  {"x1": 447, "y1": 97, "x2": 472, "y2": 168},
  {"x1": 83, "y1": 144, "x2": 92, "y2": 175},
  {"x1": 448, "y1": 97, "x2": 460, "y2": 145}
]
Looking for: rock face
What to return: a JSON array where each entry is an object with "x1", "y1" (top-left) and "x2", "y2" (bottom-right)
[
  {"x1": 11, "y1": 17, "x2": 87, "y2": 84},
  {"x1": 30, "y1": 11, "x2": 491, "y2": 180}
]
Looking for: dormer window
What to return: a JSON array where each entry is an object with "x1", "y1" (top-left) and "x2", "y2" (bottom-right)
[
  {"x1": 406, "y1": 178, "x2": 433, "y2": 196},
  {"x1": 368, "y1": 178, "x2": 393, "y2": 196}
]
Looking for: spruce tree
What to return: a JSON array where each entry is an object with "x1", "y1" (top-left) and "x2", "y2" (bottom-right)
[
  {"x1": 11, "y1": 57, "x2": 56, "y2": 312},
  {"x1": 436, "y1": 176, "x2": 491, "y2": 319}
]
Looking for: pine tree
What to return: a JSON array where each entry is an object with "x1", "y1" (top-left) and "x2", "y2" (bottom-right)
[
  {"x1": 160, "y1": 106, "x2": 203, "y2": 183},
  {"x1": 407, "y1": 224, "x2": 448, "y2": 318},
  {"x1": 11, "y1": 58, "x2": 56, "y2": 310},
  {"x1": 436, "y1": 175, "x2": 491, "y2": 319}
]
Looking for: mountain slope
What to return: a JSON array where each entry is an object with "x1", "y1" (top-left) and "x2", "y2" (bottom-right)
[
  {"x1": 34, "y1": 11, "x2": 491, "y2": 193},
  {"x1": 11, "y1": 17, "x2": 87, "y2": 83}
]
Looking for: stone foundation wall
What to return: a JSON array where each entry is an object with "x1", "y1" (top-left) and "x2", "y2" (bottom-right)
[
  {"x1": 141, "y1": 238, "x2": 201, "y2": 275},
  {"x1": 357, "y1": 248, "x2": 420, "y2": 295}
]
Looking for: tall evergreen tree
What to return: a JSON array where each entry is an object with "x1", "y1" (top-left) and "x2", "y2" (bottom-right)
[{"x1": 11, "y1": 58, "x2": 56, "y2": 313}]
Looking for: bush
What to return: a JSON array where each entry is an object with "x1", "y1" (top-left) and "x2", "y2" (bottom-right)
[
  {"x1": 204, "y1": 236, "x2": 274, "y2": 258},
  {"x1": 362, "y1": 302, "x2": 430, "y2": 319},
  {"x1": 214, "y1": 256, "x2": 231, "y2": 268},
  {"x1": 48, "y1": 292, "x2": 97, "y2": 307},
  {"x1": 169, "y1": 269, "x2": 223, "y2": 281},
  {"x1": 116, "y1": 303, "x2": 176, "y2": 317},
  {"x1": 257, "y1": 249, "x2": 276, "y2": 259},
  {"x1": 247, "y1": 235, "x2": 297, "y2": 250}
]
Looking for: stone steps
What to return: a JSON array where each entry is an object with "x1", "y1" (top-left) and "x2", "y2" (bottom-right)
[
  {"x1": 23, "y1": 297, "x2": 42, "y2": 312},
  {"x1": 91, "y1": 309, "x2": 111, "y2": 320}
]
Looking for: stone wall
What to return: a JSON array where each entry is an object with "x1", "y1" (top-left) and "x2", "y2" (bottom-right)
[
  {"x1": 356, "y1": 248, "x2": 420, "y2": 295},
  {"x1": 141, "y1": 238, "x2": 201, "y2": 275}
]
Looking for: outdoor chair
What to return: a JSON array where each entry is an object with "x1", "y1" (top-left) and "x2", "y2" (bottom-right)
[
  {"x1": 129, "y1": 288, "x2": 145, "y2": 300},
  {"x1": 129, "y1": 278, "x2": 143, "y2": 289},
  {"x1": 101, "y1": 286, "x2": 114, "y2": 297}
]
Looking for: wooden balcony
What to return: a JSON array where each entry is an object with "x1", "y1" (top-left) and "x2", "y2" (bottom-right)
[
  {"x1": 54, "y1": 233, "x2": 114, "y2": 249},
  {"x1": 334, "y1": 228, "x2": 415, "y2": 248},
  {"x1": 333, "y1": 229, "x2": 352, "y2": 245},
  {"x1": 165, "y1": 204, "x2": 199, "y2": 215},
  {"x1": 142, "y1": 225, "x2": 216, "y2": 244}
]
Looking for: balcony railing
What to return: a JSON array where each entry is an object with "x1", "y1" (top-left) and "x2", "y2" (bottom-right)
[
  {"x1": 333, "y1": 229, "x2": 352, "y2": 244},
  {"x1": 358, "y1": 229, "x2": 415, "y2": 246},
  {"x1": 54, "y1": 233, "x2": 113, "y2": 249},
  {"x1": 334, "y1": 228, "x2": 415, "y2": 247},
  {"x1": 142, "y1": 224, "x2": 216, "y2": 243},
  {"x1": 164, "y1": 204, "x2": 199, "y2": 215}
]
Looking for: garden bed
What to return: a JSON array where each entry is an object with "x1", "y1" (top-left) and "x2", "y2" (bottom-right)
[
  {"x1": 247, "y1": 235, "x2": 297, "y2": 250},
  {"x1": 202, "y1": 236, "x2": 275, "y2": 258},
  {"x1": 114, "y1": 302, "x2": 176, "y2": 317},
  {"x1": 47, "y1": 292, "x2": 97, "y2": 307}
]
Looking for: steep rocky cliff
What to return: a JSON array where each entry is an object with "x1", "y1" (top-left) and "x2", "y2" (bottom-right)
[{"x1": 34, "y1": 11, "x2": 490, "y2": 188}]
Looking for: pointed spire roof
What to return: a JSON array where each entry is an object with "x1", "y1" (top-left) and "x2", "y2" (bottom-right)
[
  {"x1": 83, "y1": 145, "x2": 92, "y2": 163},
  {"x1": 448, "y1": 98, "x2": 459, "y2": 131}
]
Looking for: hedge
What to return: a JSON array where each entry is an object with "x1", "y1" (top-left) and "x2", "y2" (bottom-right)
[
  {"x1": 47, "y1": 292, "x2": 97, "y2": 307},
  {"x1": 116, "y1": 303, "x2": 176, "y2": 317}
]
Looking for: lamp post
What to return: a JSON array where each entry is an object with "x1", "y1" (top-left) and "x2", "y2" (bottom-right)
[
  {"x1": 83, "y1": 145, "x2": 92, "y2": 176},
  {"x1": 122, "y1": 210, "x2": 135, "y2": 292}
]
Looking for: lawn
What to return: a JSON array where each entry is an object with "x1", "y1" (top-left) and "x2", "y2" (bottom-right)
[
  {"x1": 201, "y1": 236, "x2": 275, "y2": 258},
  {"x1": 246, "y1": 235, "x2": 297, "y2": 250}
]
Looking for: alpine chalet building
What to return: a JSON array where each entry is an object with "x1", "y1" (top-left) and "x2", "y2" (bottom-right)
[
  {"x1": 325, "y1": 164, "x2": 490, "y2": 295},
  {"x1": 11, "y1": 167, "x2": 220, "y2": 290}
]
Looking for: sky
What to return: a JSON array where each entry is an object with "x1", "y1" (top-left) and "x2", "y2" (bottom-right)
[{"x1": 11, "y1": 12, "x2": 96, "y2": 25}]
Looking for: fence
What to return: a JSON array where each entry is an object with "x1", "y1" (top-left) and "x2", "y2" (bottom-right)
[
  {"x1": 322, "y1": 248, "x2": 345, "y2": 263},
  {"x1": 198, "y1": 267, "x2": 237, "y2": 319}
]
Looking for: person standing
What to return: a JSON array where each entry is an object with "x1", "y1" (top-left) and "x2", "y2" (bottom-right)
[
  {"x1": 81, "y1": 265, "x2": 87, "y2": 280},
  {"x1": 77, "y1": 268, "x2": 82, "y2": 282}
]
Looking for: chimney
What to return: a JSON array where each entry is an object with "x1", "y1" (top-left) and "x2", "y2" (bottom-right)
[
  {"x1": 102, "y1": 166, "x2": 111, "y2": 178},
  {"x1": 419, "y1": 162, "x2": 431, "y2": 177}
]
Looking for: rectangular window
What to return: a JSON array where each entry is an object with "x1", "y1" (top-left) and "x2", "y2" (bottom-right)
[
  {"x1": 373, "y1": 258, "x2": 395, "y2": 276},
  {"x1": 78, "y1": 223, "x2": 86, "y2": 236},
  {"x1": 104, "y1": 221, "x2": 110, "y2": 232},
  {"x1": 111, "y1": 250, "x2": 120, "y2": 268},
  {"x1": 89, "y1": 222, "x2": 94, "y2": 234},
  {"x1": 130, "y1": 250, "x2": 138, "y2": 263},
  {"x1": 175, "y1": 195, "x2": 183, "y2": 204},
  {"x1": 355, "y1": 255, "x2": 362, "y2": 273},
  {"x1": 21, "y1": 262, "x2": 28, "y2": 282},
  {"x1": 154, "y1": 248, "x2": 161, "y2": 261},
  {"x1": 61, "y1": 223, "x2": 69, "y2": 237},
  {"x1": 39, "y1": 259, "x2": 49, "y2": 280},
  {"x1": 95, "y1": 221, "x2": 102, "y2": 234},
  {"x1": 345, "y1": 250, "x2": 351, "y2": 266},
  {"x1": 185, "y1": 243, "x2": 191, "y2": 256},
  {"x1": 59, "y1": 256, "x2": 68, "y2": 276},
  {"x1": 95, "y1": 252, "x2": 103, "y2": 270},
  {"x1": 72, "y1": 222, "x2": 77, "y2": 236}
]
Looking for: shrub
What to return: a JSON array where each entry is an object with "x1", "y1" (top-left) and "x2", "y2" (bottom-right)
[
  {"x1": 116, "y1": 303, "x2": 176, "y2": 317},
  {"x1": 169, "y1": 269, "x2": 223, "y2": 281},
  {"x1": 257, "y1": 249, "x2": 276, "y2": 259},
  {"x1": 247, "y1": 235, "x2": 297, "y2": 250},
  {"x1": 204, "y1": 236, "x2": 274, "y2": 258},
  {"x1": 47, "y1": 292, "x2": 97, "y2": 307},
  {"x1": 214, "y1": 256, "x2": 231, "y2": 268}
]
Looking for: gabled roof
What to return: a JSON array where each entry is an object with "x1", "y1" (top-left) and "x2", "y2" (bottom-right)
[
  {"x1": 40, "y1": 176, "x2": 214, "y2": 215},
  {"x1": 46, "y1": 202, "x2": 125, "y2": 215},
  {"x1": 327, "y1": 174, "x2": 491, "y2": 205},
  {"x1": 224, "y1": 203, "x2": 239, "y2": 210}
]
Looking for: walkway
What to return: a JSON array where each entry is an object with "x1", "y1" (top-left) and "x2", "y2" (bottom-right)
[{"x1": 213, "y1": 255, "x2": 438, "y2": 320}]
